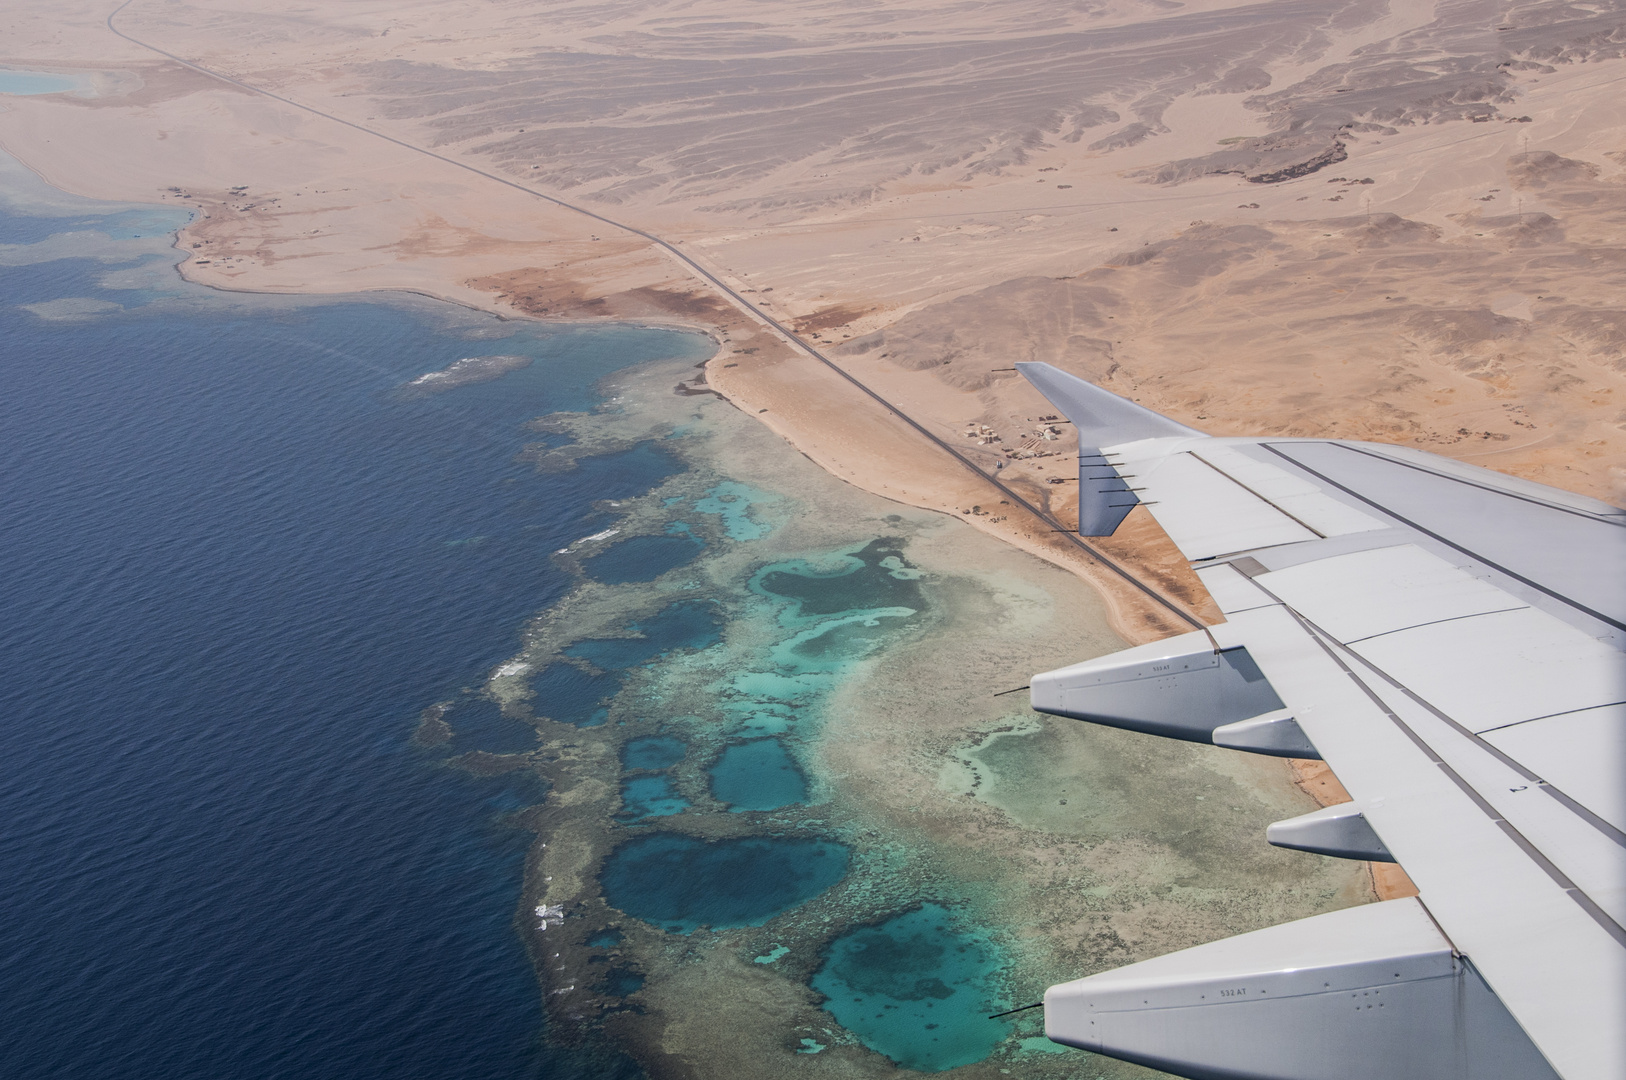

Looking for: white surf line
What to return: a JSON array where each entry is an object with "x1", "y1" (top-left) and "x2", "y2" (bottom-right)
[{"x1": 104, "y1": 0, "x2": 1206, "y2": 631}]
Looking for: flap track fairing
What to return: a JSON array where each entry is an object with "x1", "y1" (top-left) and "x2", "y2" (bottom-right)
[{"x1": 1045, "y1": 898, "x2": 1558, "y2": 1080}]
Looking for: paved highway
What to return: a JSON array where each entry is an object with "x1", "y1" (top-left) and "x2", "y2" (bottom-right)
[{"x1": 105, "y1": 0, "x2": 1205, "y2": 632}]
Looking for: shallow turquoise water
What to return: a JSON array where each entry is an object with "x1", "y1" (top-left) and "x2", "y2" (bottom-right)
[
  {"x1": 622, "y1": 735, "x2": 687, "y2": 771},
  {"x1": 0, "y1": 69, "x2": 90, "y2": 96},
  {"x1": 599, "y1": 833, "x2": 849, "y2": 933},
  {"x1": 813, "y1": 904, "x2": 1010, "y2": 1072},
  {"x1": 692, "y1": 481, "x2": 774, "y2": 540},
  {"x1": 616, "y1": 775, "x2": 689, "y2": 820},
  {"x1": 755, "y1": 538, "x2": 925, "y2": 617},
  {"x1": 777, "y1": 606, "x2": 919, "y2": 665},
  {"x1": 696, "y1": 538, "x2": 930, "y2": 743},
  {"x1": 709, "y1": 738, "x2": 807, "y2": 811}
]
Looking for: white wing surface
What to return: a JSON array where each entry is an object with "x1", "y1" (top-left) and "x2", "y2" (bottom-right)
[{"x1": 1016, "y1": 363, "x2": 1626, "y2": 1080}]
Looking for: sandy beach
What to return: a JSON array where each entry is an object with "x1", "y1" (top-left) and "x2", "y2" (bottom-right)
[{"x1": 4, "y1": 0, "x2": 1620, "y2": 1062}]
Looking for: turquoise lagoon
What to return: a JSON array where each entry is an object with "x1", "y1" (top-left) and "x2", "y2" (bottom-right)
[
  {"x1": 509, "y1": 394, "x2": 1027, "y2": 1071},
  {"x1": 0, "y1": 68, "x2": 92, "y2": 96},
  {"x1": 709, "y1": 738, "x2": 807, "y2": 811},
  {"x1": 615, "y1": 774, "x2": 689, "y2": 820},
  {"x1": 814, "y1": 904, "x2": 1010, "y2": 1071},
  {"x1": 622, "y1": 735, "x2": 687, "y2": 771}
]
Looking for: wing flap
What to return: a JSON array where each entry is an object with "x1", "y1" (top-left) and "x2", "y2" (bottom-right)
[
  {"x1": 1260, "y1": 544, "x2": 1528, "y2": 643},
  {"x1": 1211, "y1": 603, "x2": 1626, "y2": 1080},
  {"x1": 1193, "y1": 563, "x2": 1278, "y2": 615},
  {"x1": 1190, "y1": 443, "x2": 1388, "y2": 537},
  {"x1": 1018, "y1": 369, "x2": 1626, "y2": 1079},
  {"x1": 1480, "y1": 704, "x2": 1626, "y2": 834},
  {"x1": 1265, "y1": 440, "x2": 1626, "y2": 638},
  {"x1": 1347, "y1": 606, "x2": 1624, "y2": 732}
]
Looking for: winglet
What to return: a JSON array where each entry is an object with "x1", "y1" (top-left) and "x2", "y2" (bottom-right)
[
  {"x1": 1015, "y1": 363, "x2": 1204, "y2": 536},
  {"x1": 1015, "y1": 362, "x2": 1205, "y2": 445}
]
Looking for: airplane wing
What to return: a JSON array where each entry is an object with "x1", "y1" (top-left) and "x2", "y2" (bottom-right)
[{"x1": 1015, "y1": 362, "x2": 1626, "y2": 1080}]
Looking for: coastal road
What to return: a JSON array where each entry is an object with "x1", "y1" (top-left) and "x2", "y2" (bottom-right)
[{"x1": 105, "y1": 0, "x2": 1206, "y2": 633}]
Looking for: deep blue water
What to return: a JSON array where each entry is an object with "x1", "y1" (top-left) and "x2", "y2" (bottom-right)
[
  {"x1": 446, "y1": 698, "x2": 544, "y2": 755},
  {"x1": 530, "y1": 663, "x2": 625, "y2": 727},
  {"x1": 599, "y1": 834, "x2": 849, "y2": 933},
  {"x1": 597, "y1": 967, "x2": 646, "y2": 998},
  {"x1": 565, "y1": 600, "x2": 724, "y2": 670},
  {"x1": 0, "y1": 202, "x2": 709, "y2": 1080},
  {"x1": 583, "y1": 533, "x2": 704, "y2": 584}
]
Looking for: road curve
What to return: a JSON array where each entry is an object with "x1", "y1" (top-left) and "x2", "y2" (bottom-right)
[{"x1": 103, "y1": 0, "x2": 1204, "y2": 631}]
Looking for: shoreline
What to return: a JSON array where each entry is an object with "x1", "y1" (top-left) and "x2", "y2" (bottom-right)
[
  {"x1": 0, "y1": 31, "x2": 1220, "y2": 645},
  {"x1": 484, "y1": 346, "x2": 1374, "y2": 1079},
  {"x1": 2, "y1": 131, "x2": 1418, "y2": 912},
  {"x1": 13, "y1": 1, "x2": 1621, "y2": 1059}
]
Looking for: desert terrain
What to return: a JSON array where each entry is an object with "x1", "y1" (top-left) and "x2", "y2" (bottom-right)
[
  {"x1": 5, "y1": 0, "x2": 1621, "y2": 1072},
  {"x1": 3, "y1": 0, "x2": 1622, "y2": 639},
  {"x1": 5, "y1": 0, "x2": 1621, "y2": 806}
]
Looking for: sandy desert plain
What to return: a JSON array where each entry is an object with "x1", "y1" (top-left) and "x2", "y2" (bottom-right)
[{"x1": 2, "y1": 0, "x2": 1623, "y2": 1075}]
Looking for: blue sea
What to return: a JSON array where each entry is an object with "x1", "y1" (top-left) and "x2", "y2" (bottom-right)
[
  {"x1": 0, "y1": 183, "x2": 709, "y2": 1079},
  {"x1": 0, "y1": 144, "x2": 1074, "y2": 1080}
]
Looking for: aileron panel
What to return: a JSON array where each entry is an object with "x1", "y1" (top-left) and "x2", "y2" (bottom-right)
[
  {"x1": 1483, "y1": 704, "x2": 1626, "y2": 835},
  {"x1": 1261, "y1": 544, "x2": 1527, "y2": 644},
  {"x1": 1349, "y1": 607, "x2": 1625, "y2": 733}
]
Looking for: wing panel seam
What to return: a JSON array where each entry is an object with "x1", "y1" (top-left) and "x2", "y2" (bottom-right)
[
  {"x1": 1277, "y1": 604, "x2": 1626, "y2": 944},
  {"x1": 1477, "y1": 700, "x2": 1626, "y2": 735},
  {"x1": 1340, "y1": 638, "x2": 1626, "y2": 850},
  {"x1": 1343, "y1": 606, "x2": 1531, "y2": 645},
  {"x1": 1244, "y1": 574, "x2": 1626, "y2": 852},
  {"x1": 1295, "y1": 442, "x2": 1626, "y2": 527},
  {"x1": 1187, "y1": 450, "x2": 1328, "y2": 539},
  {"x1": 1259, "y1": 444, "x2": 1626, "y2": 634}
]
